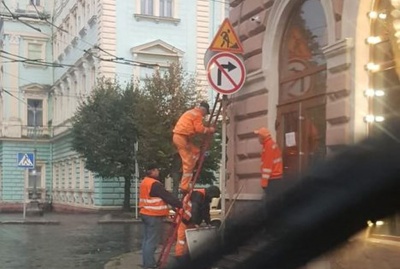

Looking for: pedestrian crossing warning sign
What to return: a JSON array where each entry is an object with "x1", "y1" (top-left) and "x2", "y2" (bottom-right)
[
  {"x1": 17, "y1": 153, "x2": 35, "y2": 168},
  {"x1": 209, "y1": 18, "x2": 244, "y2": 54}
]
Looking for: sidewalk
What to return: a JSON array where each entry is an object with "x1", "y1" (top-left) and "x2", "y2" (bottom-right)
[
  {"x1": 104, "y1": 247, "x2": 171, "y2": 269},
  {"x1": 0, "y1": 213, "x2": 60, "y2": 225},
  {"x1": 104, "y1": 250, "x2": 142, "y2": 269},
  {"x1": 103, "y1": 234, "x2": 400, "y2": 269}
]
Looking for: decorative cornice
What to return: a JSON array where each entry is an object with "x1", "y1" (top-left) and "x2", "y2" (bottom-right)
[
  {"x1": 133, "y1": 14, "x2": 181, "y2": 25},
  {"x1": 79, "y1": 26, "x2": 87, "y2": 37},
  {"x1": 323, "y1": 38, "x2": 354, "y2": 59},
  {"x1": 88, "y1": 15, "x2": 97, "y2": 28},
  {"x1": 323, "y1": 38, "x2": 354, "y2": 73}
]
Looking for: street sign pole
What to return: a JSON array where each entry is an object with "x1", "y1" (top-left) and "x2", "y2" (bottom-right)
[
  {"x1": 206, "y1": 17, "x2": 245, "y2": 234},
  {"x1": 134, "y1": 141, "x2": 139, "y2": 219},
  {"x1": 220, "y1": 95, "x2": 228, "y2": 223}
]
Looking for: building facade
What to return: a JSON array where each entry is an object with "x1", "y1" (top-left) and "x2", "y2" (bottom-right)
[
  {"x1": 0, "y1": 0, "x2": 227, "y2": 211},
  {"x1": 226, "y1": 0, "x2": 400, "y2": 237}
]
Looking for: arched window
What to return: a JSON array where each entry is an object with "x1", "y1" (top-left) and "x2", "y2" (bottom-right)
[
  {"x1": 280, "y1": 0, "x2": 327, "y2": 102},
  {"x1": 277, "y1": 0, "x2": 328, "y2": 177}
]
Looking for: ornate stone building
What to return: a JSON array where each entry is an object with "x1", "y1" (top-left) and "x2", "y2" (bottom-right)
[{"x1": 226, "y1": 0, "x2": 400, "y2": 237}]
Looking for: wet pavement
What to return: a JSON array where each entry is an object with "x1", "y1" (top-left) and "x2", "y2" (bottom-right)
[{"x1": 0, "y1": 213, "x2": 144, "y2": 269}]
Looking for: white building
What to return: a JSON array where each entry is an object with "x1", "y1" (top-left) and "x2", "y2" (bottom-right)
[{"x1": 0, "y1": 0, "x2": 227, "y2": 211}]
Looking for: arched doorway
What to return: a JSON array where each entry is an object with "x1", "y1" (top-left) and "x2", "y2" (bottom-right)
[{"x1": 276, "y1": 0, "x2": 328, "y2": 179}]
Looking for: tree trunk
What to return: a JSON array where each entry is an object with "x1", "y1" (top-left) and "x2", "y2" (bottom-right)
[
  {"x1": 123, "y1": 176, "x2": 131, "y2": 211},
  {"x1": 170, "y1": 153, "x2": 182, "y2": 197},
  {"x1": 171, "y1": 171, "x2": 182, "y2": 197}
]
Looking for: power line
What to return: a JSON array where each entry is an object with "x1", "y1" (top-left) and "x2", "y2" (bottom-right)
[
  {"x1": 1, "y1": 87, "x2": 87, "y2": 98},
  {"x1": 1, "y1": 1, "x2": 42, "y2": 32},
  {"x1": 0, "y1": 49, "x2": 74, "y2": 68},
  {"x1": 2, "y1": 88, "x2": 28, "y2": 105},
  {"x1": 31, "y1": 1, "x2": 67, "y2": 34},
  {"x1": 2, "y1": 3, "x2": 157, "y2": 69},
  {"x1": 2, "y1": 2, "x2": 211, "y2": 71}
]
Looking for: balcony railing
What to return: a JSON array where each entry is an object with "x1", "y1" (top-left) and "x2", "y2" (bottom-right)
[{"x1": 22, "y1": 126, "x2": 52, "y2": 139}]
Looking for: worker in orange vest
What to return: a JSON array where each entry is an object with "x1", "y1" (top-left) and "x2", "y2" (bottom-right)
[
  {"x1": 175, "y1": 185, "x2": 221, "y2": 263},
  {"x1": 254, "y1": 127, "x2": 284, "y2": 200},
  {"x1": 139, "y1": 165, "x2": 182, "y2": 269},
  {"x1": 173, "y1": 101, "x2": 216, "y2": 193}
]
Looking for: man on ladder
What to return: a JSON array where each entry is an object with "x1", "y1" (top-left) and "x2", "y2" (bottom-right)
[
  {"x1": 172, "y1": 101, "x2": 216, "y2": 193},
  {"x1": 158, "y1": 99, "x2": 221, "y2": 269}
]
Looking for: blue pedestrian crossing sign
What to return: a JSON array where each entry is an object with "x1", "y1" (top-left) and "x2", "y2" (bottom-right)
[{"x1": 17, "y1": 153, "x2": 35, "y2": 168}]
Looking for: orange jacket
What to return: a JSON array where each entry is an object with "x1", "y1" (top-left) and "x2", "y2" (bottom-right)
[
  {"x1": 260, "y1": 137, "x2": 283, "y2": 188},
  {"x1": 173, "y1": 108, "x2": 211, "y2": 136},
  {"x1": 182, "y1": 189, "x2": 205, "y2": 222},
  {"x1": 139, "y1": 177, "x2": 170, "y2": 216}
]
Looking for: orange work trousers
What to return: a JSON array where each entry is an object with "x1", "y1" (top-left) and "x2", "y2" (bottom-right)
[
  {"x1": 175, "y1": 222, "x2": 195, "y2": 257},
  {"x1": 172, "y1": 134, "x2": 200, "y2": 192}
]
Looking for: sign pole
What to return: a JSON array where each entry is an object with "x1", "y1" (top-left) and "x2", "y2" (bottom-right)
[
  {"x1": 134, "y1": 141, "x2": 139, "y2": 219},
  {"x1": 220, "y1": 95, "x2": 228, "y2": 223}
]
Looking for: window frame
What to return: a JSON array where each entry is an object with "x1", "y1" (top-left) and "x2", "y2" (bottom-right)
[
  {"x1": 24, "y1": 39, "x2": 47, "y2": 68},
  {"x1": 159, "y1": 0, "x2": 173, "y2": 17},
  {"x1": 30, "y1": 0, "x2": 41, "y2": 6},
  {"x1": 27, "y1": 98, "x2": 44, "y2": 127},
  {"x1": 135, "y1": 0, "x2": 180, "y2": 24},
  {"x1": 141, "y1": 0, "x2": 154, "y2": 15},
  {"x1": 278, "y1": 0, "x2": 328, "y2": 104}
]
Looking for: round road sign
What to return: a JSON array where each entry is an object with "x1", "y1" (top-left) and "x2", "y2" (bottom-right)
[{"x1": 207, "y1": 52, "x2": 246, "y2": 95}]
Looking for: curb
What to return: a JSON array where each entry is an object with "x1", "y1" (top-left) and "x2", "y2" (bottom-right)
[
  {"x1": 0, "y1": 220, "x2": 60, "y2": 225},
  {"x1": 98, "y1": 219, "x2": 142, "y2": 224}
]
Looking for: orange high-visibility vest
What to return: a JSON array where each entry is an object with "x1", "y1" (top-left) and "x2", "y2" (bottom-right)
[
  {"x1": 182, "y1": 189, "x2": 205, "y2": 222},
  {"x1": 139, "y1": 177, "x2": 169, "y2": 216},
  {"x1": 260, "y1": 138, "x2": 283, "y2": 188},
  {"x1": 173, "y1": 108, "x2": 210, "y2": 136}
]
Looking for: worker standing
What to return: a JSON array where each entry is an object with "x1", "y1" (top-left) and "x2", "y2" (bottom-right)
[
  {"x1": 254, "y1": 127, "x2": 283, "y2": 201},
  {"x1": 173, "y1": 101, "x2": 215, "y2": 193},
  {"x1": 175, "y1": 185, "x2": 221, "y2": 263},
  {"x1": 139, "y1": 165, "x2": 182, "y2": 269}
]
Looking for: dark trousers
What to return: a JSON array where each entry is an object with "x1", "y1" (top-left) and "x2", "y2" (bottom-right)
[
  {"x1": 141, "y1": 214, "x2": 163, "y2": 268},
  {"x1": 263, "y1": 178, "x2": 286, "y2": 204}
]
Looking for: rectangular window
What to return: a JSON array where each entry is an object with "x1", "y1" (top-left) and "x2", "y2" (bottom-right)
[
  {"x1": 31, "y1": 0, "x2": 41, "y2": 6},
  {"x1": 27, "y1": 99, "x2": 43, "y2": 127},
  {"x1": 141, "y1": 0, "x2": 153, "y2": 15},
  {"x1": 160, "y1": 0, "x2": 172, "y2": 17},
  {"x1": 27, "y1": 43, "x2": 43, "y2": 60}
]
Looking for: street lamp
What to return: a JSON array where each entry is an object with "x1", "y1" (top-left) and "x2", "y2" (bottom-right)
[
  {"x1": 26, "y1": 100, "x2": 43, "y2": 216},
  {"x1": 32, "y1": 104, "x2": 38, "y2": 200}
]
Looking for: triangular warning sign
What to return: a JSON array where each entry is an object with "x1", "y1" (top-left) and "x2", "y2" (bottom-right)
[
  {"x1": 209, "y1": 18, "x2": 244, "y2": 54},
  {"x1": 19, "y1": 154, "x2": 33, "y2": 167}
]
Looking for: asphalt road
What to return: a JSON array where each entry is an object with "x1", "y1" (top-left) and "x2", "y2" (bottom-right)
[{"x1": 0, "y1": 213, "x2": 142, "y2": 269}]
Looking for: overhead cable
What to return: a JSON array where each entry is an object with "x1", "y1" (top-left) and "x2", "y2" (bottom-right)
[{"x1": 1, "y1": 0, "x2": 42, "y2": 32}]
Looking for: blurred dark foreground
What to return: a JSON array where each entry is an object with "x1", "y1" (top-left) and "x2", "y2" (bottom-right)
[{"x1": 169, "y1": 119, "x2": 400, "y2": 269}]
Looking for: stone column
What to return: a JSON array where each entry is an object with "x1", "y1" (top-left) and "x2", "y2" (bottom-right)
[{"x1": 4, "y1": 34, "x2": 22, "y2": 137}]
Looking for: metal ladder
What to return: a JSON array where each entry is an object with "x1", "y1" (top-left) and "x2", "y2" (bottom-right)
[{"x1": 158, "y1": 94, "x2": 223, "y2": 269}]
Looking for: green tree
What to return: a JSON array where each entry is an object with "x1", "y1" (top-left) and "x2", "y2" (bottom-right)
[
  {"x1": 133, "y1": 63, "x2": 221, "y2": 194},
  {"x1": 71, "y1": 79, "x2": 137, "y2": 211}
]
